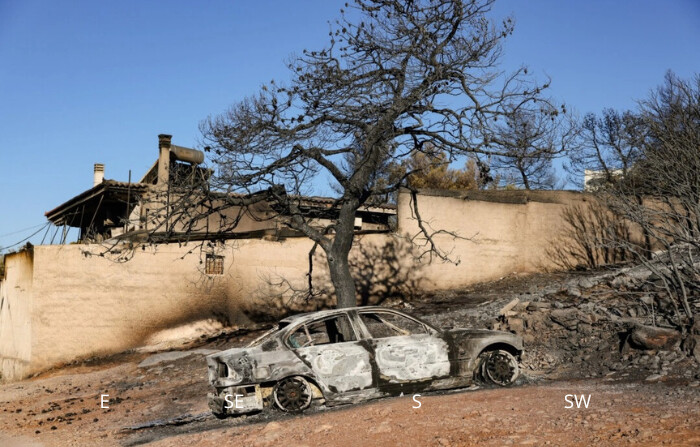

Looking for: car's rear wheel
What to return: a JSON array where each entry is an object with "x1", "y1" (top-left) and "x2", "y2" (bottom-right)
[
  {"x1": 475, "y1": 349, "x2": 519, "y2": 386},
  {"x1": 273, "y1": 376, "x2": 313, "y2": 413}
]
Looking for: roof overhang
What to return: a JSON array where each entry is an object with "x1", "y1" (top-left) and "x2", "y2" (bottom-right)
[{"x1": 45, "y1": 180, "x2": 149, "y2": 227}]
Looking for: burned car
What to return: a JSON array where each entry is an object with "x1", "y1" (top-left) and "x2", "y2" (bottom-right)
[{"x1": 206, "y1": 306, "x2": 522, "y2": 417}]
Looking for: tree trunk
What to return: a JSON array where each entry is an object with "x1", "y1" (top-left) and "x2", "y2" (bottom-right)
[
  {"x1": 327, "y1": 247, "x2": 357, "y2": 308},
  {"x1": 519, "y1": 168, "x2": 531, "y2": 190},
  {"x1": 635, "y1": 194, "x2": 653, "y2": 259},
  {"x1": 326, "y1": 200, "x2": 359, "y2": 309}
]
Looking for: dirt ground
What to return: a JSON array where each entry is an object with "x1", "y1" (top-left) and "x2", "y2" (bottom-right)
[
  {"x1": 141, "y1": 380, "x2": 700, "y2": 447},
  {"x1": 1, "y1": 358, "x2": 699, "y2": 447},
  {"x1": 2, "y1": 272, "x2": 699, "y2": 446}
]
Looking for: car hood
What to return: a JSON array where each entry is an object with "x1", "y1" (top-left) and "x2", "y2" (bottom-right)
[
  {"x1": 207, "y1": 345, "x2": 260, "y2": 362},
  {"x1": 207, "y1": 340, "x2": 303, "y2": 386},
  {"x1": 445, "y1": 328, "x2": 524, "y2": 351}
]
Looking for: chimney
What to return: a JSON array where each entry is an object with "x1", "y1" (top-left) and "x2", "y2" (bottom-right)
[
  {"x1": 93, "y1": 163, "x2": 105, "y2": 187},
  {"x1": 157, "y1": 134, "x2": 172, "y2": 185}
]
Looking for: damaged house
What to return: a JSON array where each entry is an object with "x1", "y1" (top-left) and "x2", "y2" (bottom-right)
[{"x1": 45, "y1": 134, "x2": 395, "y2": 244}]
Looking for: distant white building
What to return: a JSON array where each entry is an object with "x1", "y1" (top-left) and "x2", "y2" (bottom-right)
[{"x1": 583, "y1": 169, "x2": 623, "y2": 191}]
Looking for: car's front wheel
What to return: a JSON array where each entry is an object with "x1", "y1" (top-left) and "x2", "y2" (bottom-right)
[
  {"x1": 475, "y1": 349, "x2": 519, "y2": 386},
  {"x1": 273, "y1": 376, "x2": 313, "y2": 413}
]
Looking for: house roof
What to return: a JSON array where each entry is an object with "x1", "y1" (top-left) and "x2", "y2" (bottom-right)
[
  {"x1": 291, "y1": 195, "x2": 396, "y2": 214},
  {"x1": 45, "y1": 180, "x2": 396, "y2": 229},
  {"x1": 45, "y1": 180, "x2": 149, "y2": 226}
]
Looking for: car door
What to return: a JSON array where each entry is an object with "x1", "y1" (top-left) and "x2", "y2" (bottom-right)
[
  {"x1": 287, "y1": 314, "x2": 374, "y2": 394},
  {"x1": 358, "y1": 311, "x2": 450, "y2": 384}
]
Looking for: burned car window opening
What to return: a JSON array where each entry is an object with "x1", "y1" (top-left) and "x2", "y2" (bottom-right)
[
  {"x1": 247, "y1": 323, "x2": 289, "y2": 348},
  {"x1": 287, "y1": 315, "x2": 357, "y2": 348},
  {"x1": 360, "y1": 312, "x2": 429, "y2": 338}
]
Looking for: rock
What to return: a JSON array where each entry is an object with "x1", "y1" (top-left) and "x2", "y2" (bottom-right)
[
  {"x1": 691, "y1": 320, "x2": 700, "y2": 335},
  {"x1": 683, "y1": 334, "x2": 700, "y2": 362},
  {"x1": 578, "y1": 277, "x2": 598, "y2": 289},
  {"x1": 692, "y1": 341, "x2": 700, "y2": 364},
  {"x1": 610, "y1": 265, "x2": 653, "y2": 289},
  {"x1": 514, "y1": 301, "x2": 530, "y2": 312},
  {"x1": 550, "y1": 308, "x2": 580, "y2": 330},
  {"x1": 640, "y1": 295, "x2": 654, "y2": 305},
  {"x1": 508, "y1": 317, "x2": 525, "y2": 333},
  {"x1": 522, "y1": 333, "x2": 537, "y2": 344},
  {"x1": 578, "y1": 313, "x2": 593, "y2": 325},
  {"x1": 500, "y1": 298, "x2": 520, "y2": 316},
  {"x1": 650, "y1": 356, "x2": 661, "y2": 369},
  {"x1": 566, "y1": 286, "x2": 582, "y2": 298},
  {"x1": 527, "y1": 301, "x2": 551, "y2": 311},
  {"x1": 629, "y1": 325, "x2": 681, "y2": 351},
  {"x1": 610, "y1": 276, "x2": 633, "y2": 289},
  {"x1": 578, "y1": 324, "x2": 592, "y2": 335},
  {"x1": 597, "y1": 341, "x2": 611, "y2": 352},
  {"x1": 645, "y1": 374, "x2": 663, "y2": 381}
]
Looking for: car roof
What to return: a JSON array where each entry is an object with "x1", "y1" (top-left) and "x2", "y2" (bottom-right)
[{"x1": 278, "y1": 306, "x2": 397, "y2": 325}]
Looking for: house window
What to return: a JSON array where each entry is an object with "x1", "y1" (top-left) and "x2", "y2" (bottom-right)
[{"x1": 205, "y1": 254, "x2": 224, "y2": 275}]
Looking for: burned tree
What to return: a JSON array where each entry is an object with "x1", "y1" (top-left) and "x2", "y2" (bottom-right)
[
  {"x1": 489, "y1": 107, "x2": 577, "y2": 190},
  {"x1": 545, "y1": 200, "x2": 635, "y2": 270},
  {"x1": 602, "y1": 72, "x2": 700, "y2": 329},
  {"x1": 560, "y1": 107, "x2": 650, "y2": 261},
  {"x1": 567, "y1": 108, "x2": 645, "y2": 190},
  {"x1": 198, "y1": 0, "x2": 555, "y2": 308}
]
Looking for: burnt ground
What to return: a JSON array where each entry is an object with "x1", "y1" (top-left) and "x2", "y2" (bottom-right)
[{"x1": 1, "y1": 270, "x2": 699, "y2": 446}]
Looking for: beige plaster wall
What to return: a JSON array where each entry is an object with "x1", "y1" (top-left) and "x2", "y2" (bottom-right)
[
  {"x1": 2, "y1": 239, "x2": 326, "y2": 378},
  {"x1": 0, "y1": 251, "x2": 34, "y2": 381},
  {"x1": 397, "y1": 190, "x2": 587, "y2": 290},
  {"x1": 28, "y1": 243, "x2": 238, "y2": 374},
  {"x1": 1, "y1": 234, "x2": 407, "y2": 380}
]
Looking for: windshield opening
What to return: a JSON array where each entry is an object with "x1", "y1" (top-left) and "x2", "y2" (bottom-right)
[{"x1": 246, "y1": 322, "x2": 288, "y2": 347}]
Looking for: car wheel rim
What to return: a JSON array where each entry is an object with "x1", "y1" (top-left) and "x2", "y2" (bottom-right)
[
  {"x1": 274, "y1": 377, "x2": 312, "y2": 412},
  {"x1": 484, "y1": 351, "x2": 518, "y2": 386}
]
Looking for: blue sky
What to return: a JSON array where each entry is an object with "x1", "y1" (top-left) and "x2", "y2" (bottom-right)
[{"x1": 1, "y1": 0, "x2": 699, "y2": 251}]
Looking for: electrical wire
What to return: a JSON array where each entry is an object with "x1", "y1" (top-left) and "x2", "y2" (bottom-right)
[
  {"x1": 0, "y1": 222, "x2": 47, "y2": 238},
  {"x1": 0, "y1": 222, "x2": 51, "y2": 252}
]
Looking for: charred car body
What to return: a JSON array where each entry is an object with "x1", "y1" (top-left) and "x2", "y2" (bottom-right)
[{"x1": 206, "y1": 306, "x2": 523, "y2": 416}]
